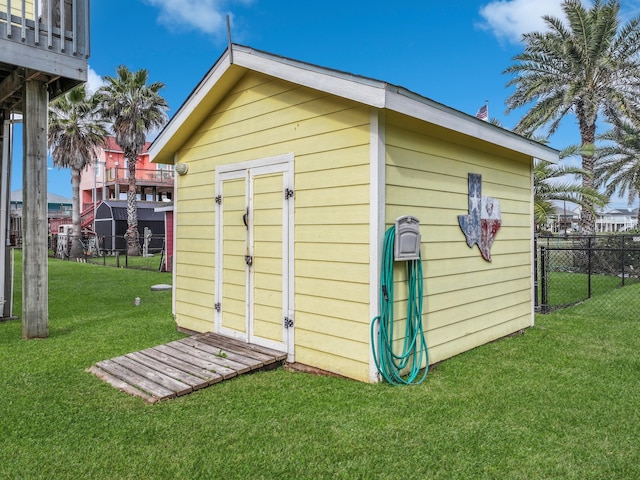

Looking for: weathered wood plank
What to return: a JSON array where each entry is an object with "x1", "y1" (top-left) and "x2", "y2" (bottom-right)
[
  {"x1": 126, "y1": 351, "x2": 207, "y2": 389},
  {"x1": 141, "y1": 347, "x2": 223, "y2": 385},
  {"x1": 91, "y1": 332, "x2": 287, "y2": 402},
  {"x1": 179, "y1": 336, "x2": 263, "y2": 371},
  {"x1": 88, "y1": 365, "x2": 157, "y2": 404},
  {"x1": 95, "y1": 359, "x2": 176, "y2": 400},
  {"x1": 204, "y1": 332, "x2": 288, "y2": 361},
  {"x1": 154, "y1": 344, "x2": 237, "y2": 379},
  {"x1": 196, "y1": 334, "x2": 274, "y2": 365},
  {"x1": 115, "y1": 355, "x2": 193, "y2": 396},
  {"x1": 169, "y1": 339, "x2": 251, "y2": 375}
]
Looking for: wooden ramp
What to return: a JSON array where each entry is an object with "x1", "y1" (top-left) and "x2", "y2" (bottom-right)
[{"x1": 89, "y1": 333, "x2": 287, "y2": 403}]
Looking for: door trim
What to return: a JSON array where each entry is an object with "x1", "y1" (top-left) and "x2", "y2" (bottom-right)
[
  {"x1": 215, "y1": 169, "x2": 247, "y2": 341},
  {"x1": 215, "y1": 153, "x2": 295, "y2": 361}
]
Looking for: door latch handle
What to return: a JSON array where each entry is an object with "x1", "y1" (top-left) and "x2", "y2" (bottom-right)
[
  {"x1": 243, "y1": 209, "x2": 249, "y2": 230},
  {"x1": 245, "y1": 255, "x2": 253, "y2": 266}
]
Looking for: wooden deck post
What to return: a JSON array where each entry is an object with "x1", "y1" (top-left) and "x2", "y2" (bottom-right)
[
  {"x1": 22, "y1": 80, "x2": 49, "y2": 339},
  {"x1": 0, "y1": 110, "x2": 14, "y2": 319}
]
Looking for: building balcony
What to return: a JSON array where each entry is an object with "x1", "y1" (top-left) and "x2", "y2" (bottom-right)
[
  {"x1": 83, "y1": 167, "x2": 174, "y2": 211},
  {"x1": 0, "y1": 0, "x2": 90, "y2": 111},
  {"x1": 105, "y1": 167, "x2": 175, "y2": 187}
]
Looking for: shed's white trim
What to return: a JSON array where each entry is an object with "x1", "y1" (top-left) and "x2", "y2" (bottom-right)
[
  {"x1": 149, "y1": 50, "x2": 236, "y2": 164},
  {"x1": 369, "y1": 108, "x2": 386, "y2": 383},
  {"x1": 172, "y1": 152, "x2": 178, "y2": 318},
  {"x1": 530, "y1": 162, "x2": 536, "y2": 327},
  {"x1": 214, "y1": 153, "x2": 295, "y2": 359},
  {"x1": 235, "y1": 46, "x2": 387, "y2": 109},
  {"x1": 216, "y1": 152, "x2": 294, "y2": 175},
  {"x1": 150, "y1": 44, "x2": 560, "y2": 166}
]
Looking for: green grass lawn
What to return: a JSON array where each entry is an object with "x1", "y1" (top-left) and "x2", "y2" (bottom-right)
[
  {"x1": 85, "y1": 252, "x2": 166, "y2": 271},
  {"x1": 2, "y1": 252, "x2": 640, "y2": 479},
  {"x1": 542, "y1": 271, "x2": 631, "y2": 307}
]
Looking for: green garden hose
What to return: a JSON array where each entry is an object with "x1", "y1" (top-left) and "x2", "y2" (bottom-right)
[{"x1": 371, "y1": 226, "x2": 428, "y2": 385}]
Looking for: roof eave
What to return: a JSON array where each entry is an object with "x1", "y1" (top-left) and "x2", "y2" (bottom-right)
[
  {"x1": 150, "y1": 44, "x2": 559, "y2": 165},
  {"x1": 385, "y1": 87, "x2": 559, "y2": 163},
  {"x1": 149, "y1": 49, "x2": 235, "y2": 164}
]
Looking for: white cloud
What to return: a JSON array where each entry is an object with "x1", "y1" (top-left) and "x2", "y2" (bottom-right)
[
  {"x1": 85, "y1": 66, "x2": 106, "y2": 94},
  {"x1": 143, "y1": 0, "x2": 252, "y2": 36},
  {"x1": 478, "y1": 0, "x2": 568, "y2": 44}
]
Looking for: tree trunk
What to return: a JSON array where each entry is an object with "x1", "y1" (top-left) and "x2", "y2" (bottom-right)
[
  {"x1": 578, "y1": 113, "x2": 597, "y2": 235},
  {"x1": 126, "y1": 158, "x2": 140, "y2": 256},
  {"x1": 68, "y1": 168, "x2": 84, "y2": 259}
]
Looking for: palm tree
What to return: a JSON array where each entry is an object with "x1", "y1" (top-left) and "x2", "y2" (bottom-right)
[
  {"x1": 595, "y1": 121, "x2": 640, "y2": 224},
  {"x1": 504, "y1": 0, "x2": 640, "y2": 234},
  {"x1": 534, "y1": 160, "x2": 608, "y2": 232},
  {"x1": 48, "y1": 85, "x2": 108, "y2": 260},
  {"x1": 96, "y1": 66, "x2": 168, "y2": 256}
]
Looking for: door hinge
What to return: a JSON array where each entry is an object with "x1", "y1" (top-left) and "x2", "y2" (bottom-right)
[
  {"x1": 284, "y1": 316, "x2": 294, "y2": 329},
  {"x1": 214, "y1": 302, "x2": 221, "y2": 312},
  {"x1": 284, "y1": 188, "x2": 294, "y2": 200},
  {"x1": 215, "y1": 195, "x2": 222, "y2": 205}
]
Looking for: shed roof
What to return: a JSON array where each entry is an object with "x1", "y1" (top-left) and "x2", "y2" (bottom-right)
[
  {"x1": 11, "y1": 190, "x2": 71, "y2": 205},
  {"x1": 603, "y1": 207, "x2": 639, "y2": 216},
  {"x1": 101, "y1": 136, "x2": 151, "y2": 154},
  {"x1": 96, "y1": 200, "x2": 166, "y2": 222},
  {"x1": 150, "y1": 44, "x2": 559, "y2": 166}
]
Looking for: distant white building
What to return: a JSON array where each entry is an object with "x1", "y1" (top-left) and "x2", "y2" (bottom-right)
[
  {"x1": 595, "y1": 207, "x2": 638, "y2": 233},
  {"x1": 546, "y1": 204, "x2": 580, "y2": 233},
  {"x1": 547, "y1": 204, "x2": 639, "y2": 234},
  {"x1": 9, "y1": 190, "x2": 72, "y2": 245}
]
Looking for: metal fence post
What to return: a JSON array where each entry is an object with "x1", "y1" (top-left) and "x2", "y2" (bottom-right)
[
  {"x1": 587, "y1": 236, "x2": 592, "y2": 299},
  {"x1": 540, "y1": 245, "x2": 548, "y2": 313},
  {"x1": 534, "y1": 236, "x2": 538, "y2": 310},
  {"x1": 620, "y1": 244, "x2": 625, "y2": 287},
  {"x1": 621, "y1": 240, "x2": 626, "y2": 288}
]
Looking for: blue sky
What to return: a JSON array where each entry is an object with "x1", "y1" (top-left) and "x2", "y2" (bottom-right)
[{"x1": 15, "y1": 0, "x2": 640, "y2": 207}]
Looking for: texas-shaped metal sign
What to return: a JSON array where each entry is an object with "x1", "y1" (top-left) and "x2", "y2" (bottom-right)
[{"x1": 458, "y1": 173, "x2": 501, "y2": 262}]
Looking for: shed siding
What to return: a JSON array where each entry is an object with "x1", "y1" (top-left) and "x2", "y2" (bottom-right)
[
  {"x1": 385, "y1": 122, "x2": 533, "y2": 367},
  {"x1": 174, "y1": 72, "x2": 373, "y2": 380}
]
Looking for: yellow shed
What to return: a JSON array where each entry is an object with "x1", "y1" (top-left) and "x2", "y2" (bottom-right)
[{"x1": 150, "y1": 44, "x2": 558, "y2": 383}]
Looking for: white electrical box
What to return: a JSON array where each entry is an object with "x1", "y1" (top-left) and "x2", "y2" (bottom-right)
[{"x1": 394, "y1": 216, "x2": 421, "y2": 261}]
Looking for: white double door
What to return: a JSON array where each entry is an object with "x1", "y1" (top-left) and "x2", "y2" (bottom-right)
[{"x1": 215, "y1": 156, "x2": 294, "y2": 359}]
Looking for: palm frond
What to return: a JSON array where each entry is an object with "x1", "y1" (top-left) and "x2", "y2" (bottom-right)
[{"x1": 505, "y1": 0, "x2": 640, "y2": 232}]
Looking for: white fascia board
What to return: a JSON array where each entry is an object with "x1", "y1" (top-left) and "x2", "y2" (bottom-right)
[
  {"x1": 153, "y1": 205, "x2": 174, "y2": 212},
  {"x1": 232, "y1": 46, "x2": 387, "y2": 108},
  {"x1": 149, "y1": 50, "x2": 233, "y2": 163},
  {"x1": 369, "y1": 108, "x2": 385, "y2": 383},
  {"x1": 385, "y1": 88, "x2": 559, "y2": 164},
  {"x1": 232, "y1": 47, "x2": 558, "y2": 163},
  {"x1": 150, "y1": 44, "x2": 559, "y2": 166}
]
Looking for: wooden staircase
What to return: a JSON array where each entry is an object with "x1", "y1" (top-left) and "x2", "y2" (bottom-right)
[{"x1": 80, "y1": 204, "x2": 96, "y2": 230}]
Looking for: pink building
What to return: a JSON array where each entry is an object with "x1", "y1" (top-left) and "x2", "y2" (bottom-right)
[{"x1": 79, "y1": 137, "x2": 174, "y2": 227}]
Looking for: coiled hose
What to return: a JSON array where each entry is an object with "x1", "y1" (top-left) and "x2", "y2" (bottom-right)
[{"x1": 371, "y1": 226, "x2": 428, "y2": 385}]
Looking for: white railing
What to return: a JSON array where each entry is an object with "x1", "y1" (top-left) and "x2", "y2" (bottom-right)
[{"x1": 0, "y1": 0, "x2": 89, "y2": 57}]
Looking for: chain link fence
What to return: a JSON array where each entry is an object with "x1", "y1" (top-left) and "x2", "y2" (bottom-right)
[{"x1": 535, "y1": 234, "x2": 640, "y2": 312}]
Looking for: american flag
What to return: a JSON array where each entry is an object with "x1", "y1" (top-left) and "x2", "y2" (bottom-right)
[{"x1": 476, "y1": 104, "x2": 488, "y2": 121}]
